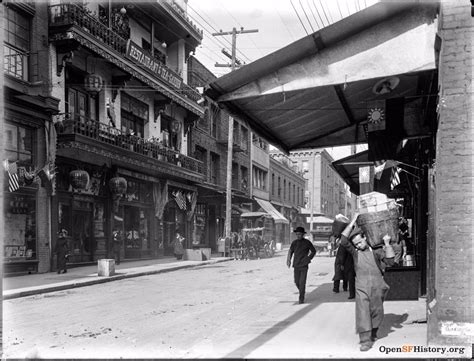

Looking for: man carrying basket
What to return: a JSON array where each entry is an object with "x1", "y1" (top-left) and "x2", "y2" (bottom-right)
[{"x1": 340, "y1": 213, "x2": 395, "y2": 352}]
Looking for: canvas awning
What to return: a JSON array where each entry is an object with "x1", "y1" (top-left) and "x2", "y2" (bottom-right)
[
  {"x1": 254, "y1": 198, "x2": 289, "y2": 224},
  {"x1": 206, "y1": 1, "x2": 438, "y2": 153},
  {"x1": 332, "y1": 150, "x2": 373, "y2": 196}
]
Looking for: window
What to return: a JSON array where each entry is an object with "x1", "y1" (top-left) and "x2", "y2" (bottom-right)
[
  {"x1": 210, "y1": 152, "x2": 219, "y2": 184},
  {"x1": 283, "y1": 180, "x2": 286, "y2": 200},
  {"x1": 4, "y1": 6, "x2": 30, "y2": 80},
  {"x1": 121, "y1": 93, "x2": 148, "y2": 138},
  {"x1": 252, "y1": 166, "x2": 267, "y2": 190},
  {"x1": 302, "y1": 160, "x2": 309, "y2": 173},
  {"x1": 241, "y1": 166, "x2": 248, "y2": 191},
  {"x1": 271, "y1": 173, "x2": 275, "y2": 195},
  {"x1": 232, "y1": 162, "x2": 239, "y2": 189},
  {"x1": 277, "y1": 176, "x2": 281, "y2": 196},
  {"x1": 241, "y1": 126, "x2": 248, "y2": 152},
  {"x1": 4, "y1": 122, "x2": 34, "y2": 167},
  {"x1": 210, "y1": 104, "x2": 218, "y2": 138}
]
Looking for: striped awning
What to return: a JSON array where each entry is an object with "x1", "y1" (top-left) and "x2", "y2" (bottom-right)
[{"x1": 254, "y1": 198, "x2": 289, "y2": 224}]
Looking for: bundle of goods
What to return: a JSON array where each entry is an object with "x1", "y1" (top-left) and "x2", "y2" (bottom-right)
[
  {"x1": 332, "y1": 214, "x2": 350, "y2": 236},
  {"x1": 357, "y1": 192, "x2": 400, "y2": 248}
]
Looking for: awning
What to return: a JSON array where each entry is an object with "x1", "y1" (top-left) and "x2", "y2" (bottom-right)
[
  {"x1": 206, "y1": 1, "x2": 438, "y2": 152},
  {"x1": 332, "y1": 150, "x2": 373, "y2": 196},
  {"x1": 254, "y1": 198, "x2": 289, "y2": 224},
  {"x1": 241, "y1": 211, "x2": 270, "y2": 218},
  {"x1": 307, "y1": 215, "x2": 334, "y2": 224}
]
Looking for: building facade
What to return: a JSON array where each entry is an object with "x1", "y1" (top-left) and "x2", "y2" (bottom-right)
[
  {"x1": 3, "y1": 0, "x2": 211, "y2": 274},
  {"x1": 187, "y1": 56, "x2": 251, "y2": 250},
  {"x1": 269, "y1": 152, "x2": 306, "y2": 243}
]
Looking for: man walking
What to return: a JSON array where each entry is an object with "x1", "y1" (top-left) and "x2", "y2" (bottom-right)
[
  {"x1": 287, "y1": 227, "x2": 316, "y2": 304},
  {"x1": 340, "y1": 213, "x2": 395, "y2": 351}
]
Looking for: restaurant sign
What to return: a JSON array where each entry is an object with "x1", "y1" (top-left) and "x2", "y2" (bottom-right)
[{"x1": 126, "y1": 40, "x2": 183, "y2": 90}]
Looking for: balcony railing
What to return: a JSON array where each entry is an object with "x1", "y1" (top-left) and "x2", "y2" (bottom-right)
[
  {"x1": 162, "y1": 0, "x2": 203, "y2": 38},
  {"x1": 49, "y1": 3, "x2": 202, "y2": 104},
  {"x1": 57, "y1": 114, "x2": 204, "y2": 175}
]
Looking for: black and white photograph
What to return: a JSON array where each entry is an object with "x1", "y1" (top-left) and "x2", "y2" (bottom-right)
[{"x1": 1, "y1": 0, "x2": 473, "y2": 359}]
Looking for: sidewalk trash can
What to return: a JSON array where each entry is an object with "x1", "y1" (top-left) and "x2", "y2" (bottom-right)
[{"x1": 98, "y1": 259, "x2": 115, "y2": 277}]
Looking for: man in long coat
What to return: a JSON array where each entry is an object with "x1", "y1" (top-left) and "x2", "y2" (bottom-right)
[{"x1": 340, "y1": 213, "x2": 395, "y2": 351}]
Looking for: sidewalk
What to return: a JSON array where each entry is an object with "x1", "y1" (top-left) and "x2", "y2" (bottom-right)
[{"x1": 3, "y1": 255, "x2": 233, "y2": 300}]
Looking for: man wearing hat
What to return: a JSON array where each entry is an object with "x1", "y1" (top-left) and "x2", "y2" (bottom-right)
[
  {"x1": 55, "y1": 229, "x2": 70, "y2": 274},
  {"x1": 286, "y1": 226, "x2": 316, "y2": 304},
  {"x1": 340, "y1": 213, "x2": 395, "y2": 351}
]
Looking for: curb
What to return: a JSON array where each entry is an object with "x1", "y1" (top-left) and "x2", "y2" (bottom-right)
[{"x1": 3, "y1": 258, "x2": 233, "y2": 300}]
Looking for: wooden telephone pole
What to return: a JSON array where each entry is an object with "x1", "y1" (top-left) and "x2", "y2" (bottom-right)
[{"x1": 212, "y1": 27, "x2": 258, "y2": 242}]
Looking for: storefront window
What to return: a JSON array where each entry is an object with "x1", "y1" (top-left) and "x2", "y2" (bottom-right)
[
  {"x1": 4, "y1": 193, "x2": 36, "y2": 260},
  {"x1": 123, "y1": 206, "x2": 150, "y2": 258},
  {"x1": 193, "y1": 203, "x2": 206, "y2": 245}
]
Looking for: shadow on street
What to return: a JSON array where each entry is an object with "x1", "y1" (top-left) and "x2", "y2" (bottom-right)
[{"x1": 225, "y1": 282, "x2": 410, "y2": 358}]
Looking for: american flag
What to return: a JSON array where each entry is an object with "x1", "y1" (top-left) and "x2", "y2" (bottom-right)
[
  {"x1": 390, "y1": 167, "x2": 401, "y2": 190},
  {"x1": 173, "y1": 190, "x2": 187, "y2": 210},
  {"x1": 3, "y1": 160, "x2": 20, "y2": 192}
]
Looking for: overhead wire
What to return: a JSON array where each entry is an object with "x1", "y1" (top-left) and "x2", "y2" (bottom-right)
[
  {"x1": 336, "y1": 0, "x2": 344, "y2": 21},
  {"x1": 188, "y1": 2, "x2": 253, "y2": 63},
  {"x1": 299, "y1": 0, "x2": 315, "y2": 33},
  {"x1": 318, "y1": 0, "x2": 333, "y2": 25},
  {"x1": 311, "y1": 0, "x2": 326, "y2": 28},
  {"x1": 290, "y1": 0, "x2": 309, "y2": 35},
  {"x1": 216, "y1": 0, "x2": 264, "y2": 60},
  {"x1": 306, "y1": 0, "x2": 322, "y2": 30}
]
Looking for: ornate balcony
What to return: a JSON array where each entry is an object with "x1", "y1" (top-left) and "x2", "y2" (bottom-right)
[
  {"x1": 55, "y1": 114, "x2": 204, "y2": 182},
  {"x1": 160, "y1": 0, "x2": 203, "y2": 40},
  {"x1": 48, "y1": 3, "x2": 203, "y2": 115}
]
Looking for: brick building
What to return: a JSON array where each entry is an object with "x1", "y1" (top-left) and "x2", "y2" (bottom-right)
[{"x1": 187, "y1": 56, "x2": 252, "y2": 249}]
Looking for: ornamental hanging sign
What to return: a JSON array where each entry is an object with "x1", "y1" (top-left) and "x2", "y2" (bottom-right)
[{"x1": 126, "y1": 40, "x2": 183, "y2": 90}]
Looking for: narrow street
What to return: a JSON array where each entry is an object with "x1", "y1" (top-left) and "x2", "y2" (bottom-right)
[{"x1": 3, "y1": 253, "x2": 427, "y2": 359}]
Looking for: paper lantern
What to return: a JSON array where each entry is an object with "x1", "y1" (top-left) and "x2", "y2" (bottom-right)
[
  {"x1": 109, "y1": 176, "x2": 127, "y2": 195},
  {"x1": 69, "y1": 170, "x2": 90, "y2": 190},
  {"x1": 84, "y1": 74, "x2": 104, "y2": 95}
]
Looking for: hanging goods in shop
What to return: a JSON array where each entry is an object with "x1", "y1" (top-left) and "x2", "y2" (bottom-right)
[
  {"x1": 356, "y1": 208, "x2": 399, "y2": 248},
  {"x1": 69, "y1": 170, "x2": 90, "y2": 190}
]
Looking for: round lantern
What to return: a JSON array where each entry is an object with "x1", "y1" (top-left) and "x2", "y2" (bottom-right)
[
  {"x1": 69, "y1": 170, "x2": 90, "y2": 190},
  {"x1": 109, "y1": 176, "x2": 127, "y2": 195},
  {"x1": 84, "y1": 74, "x2": 104, "y2": 95}
]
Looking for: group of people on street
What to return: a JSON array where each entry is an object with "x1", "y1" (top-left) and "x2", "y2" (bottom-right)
[{"x1": 286, "y1": 212, "x2": 395, "y2": 352}]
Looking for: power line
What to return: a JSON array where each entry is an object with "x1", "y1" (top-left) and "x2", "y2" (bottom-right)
[
  {"x1": 188, "y1": 3, "x2": 252, "y2": 63},
  {"x1": 318, "y1": 0, "x2": 332, "y2": 25},
  {"x1": 216, "y1": 0, "x2": 264, "y2": 59},
  {"x1": 306, "y1": 0, "x2": 322, "y2": 30},
  {"x1": 299, "y1": 0, "x2": 315, "y2": 33},
  {"x1": 312, "y1": 0, "x2": 327, "y2": 28},
  {"x1": 336, "y1": 0, "x2": 344, "y2": 21},
  {"x1": 290, "y1": 0, "x2": 309, "y2": 35}
]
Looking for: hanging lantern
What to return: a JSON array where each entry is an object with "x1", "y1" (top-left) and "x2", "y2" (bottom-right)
[
  {"x1": 84, "y1": 73, "x2": 104, "y2": 95},
  {"x1": 69, "y1": 170, "x2": 90, "y2": 190},
  {"x1": 171, "y1": 120, "x2": 181, "y2": 133},
  {"x1": 109, "y1": 176, "x2": 127, "y2": 195}
]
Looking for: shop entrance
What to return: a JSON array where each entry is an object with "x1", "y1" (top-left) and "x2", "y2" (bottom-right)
[
  {"x1": 163, "y1": 204, "x2": 186, "y2": 256},
  {"x1": 71, "y1": 209, "x2": 94, "y2": 262}
]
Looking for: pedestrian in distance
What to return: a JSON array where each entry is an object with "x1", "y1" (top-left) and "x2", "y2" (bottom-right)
[
  {"x1": 55, "y1": 229, "x2": 70, "y2": 274},
  {"x1": 286, "y1": 227, "x2": 316, "y2": 304},
  {"x1": 112, "y1": 229, "x2": 123, "y2": 265},
  {"x1": 173, "y1": 230, "x2": 185, "y2": 260},
  {"x1": 339, "y1": 213, "x2": 395, "y2": 351},
  {"x1": 332, "y1": 237, "x2": 356, "y2": 299}
]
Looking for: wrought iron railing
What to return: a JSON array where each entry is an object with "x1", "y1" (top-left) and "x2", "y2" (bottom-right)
[
  {"x1": 57, "y1": 113, "x2": 204, "y2": 175},
  {"x1": 161, "y1": 0, "x2": 203, "y2": 38},
  {"x1": 49, "y1": 3, "x2": 202, "y2": 103}
]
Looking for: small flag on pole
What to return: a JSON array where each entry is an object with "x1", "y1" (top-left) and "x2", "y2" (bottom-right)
[
  {"x1": 3, "y1": 160, "x2": 20, "y2": 192},
  {"x1": 390, "y1": 167, "x2": 401, "y2": 190}
]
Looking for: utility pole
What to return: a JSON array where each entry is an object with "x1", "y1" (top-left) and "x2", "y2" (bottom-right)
[{"x1": 212, "y1": 27, "x2": 258, "y2": 243}]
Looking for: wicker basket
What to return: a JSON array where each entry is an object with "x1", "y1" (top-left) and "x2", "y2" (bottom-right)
[{"x1": 356, "y1": 208, "x2": 399, "y2": 248}]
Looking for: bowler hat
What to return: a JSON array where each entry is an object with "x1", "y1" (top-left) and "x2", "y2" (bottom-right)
[{"x1": 293, "y1": 227, "x2": 306, "y2": 234}]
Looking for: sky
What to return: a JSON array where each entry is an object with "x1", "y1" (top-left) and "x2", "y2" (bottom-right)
[{"x1": 186, "y1": 0, "x2": 375, "y2": 159}]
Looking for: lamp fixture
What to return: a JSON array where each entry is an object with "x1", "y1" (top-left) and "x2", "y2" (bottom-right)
[
  {"x1": 161, "y1": 41, "x2": 167, "y2": 48},
  {"x1": 120, "y1": 6, "x2": 127, "y2": 15},
  {"x1": 372, "y1": 76, "x2": 400, "y2": 95}
]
